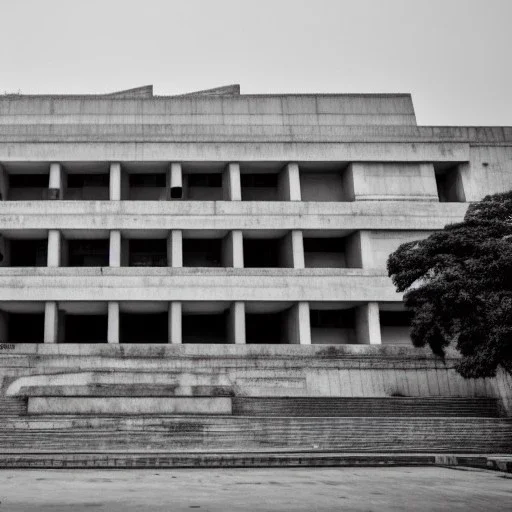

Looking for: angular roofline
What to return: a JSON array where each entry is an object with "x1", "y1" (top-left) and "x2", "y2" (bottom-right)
[{"x1": 1, "y1": 84, "x2": 413, "y2": 100}]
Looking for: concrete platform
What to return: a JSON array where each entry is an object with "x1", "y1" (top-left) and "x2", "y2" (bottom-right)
[
  {"x1": 0, "y1": 466, "x2": 510, "y2": 512},
  {"x1": 27, "y1": 397, "x2": 233, "y2": 415}
]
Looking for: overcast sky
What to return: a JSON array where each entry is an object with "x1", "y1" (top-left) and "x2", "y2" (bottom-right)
[{"x1": 1, "y1": 0, "x2": 511, "y2": 126}]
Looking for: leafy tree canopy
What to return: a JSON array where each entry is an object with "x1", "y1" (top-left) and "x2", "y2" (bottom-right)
[{"x1": 387, "y1": 191, "x2": 512, "y2": 378}]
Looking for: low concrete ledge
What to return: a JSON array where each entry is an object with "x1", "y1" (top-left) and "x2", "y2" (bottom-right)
[
  {"x1": 0, "y1": 343, "x2": 450, "y2": 360},
  {"x1": 0, "y1": 200, "x2": 467, "y2": 231},
  {"x1": 27, "y1": 397, "x2": 233, "y2": 415},
  {"x1": 0, "y1": 452, "x2": 509, "y2": 471}
]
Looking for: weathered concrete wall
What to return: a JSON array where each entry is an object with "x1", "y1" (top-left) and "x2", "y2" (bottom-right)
[
  {"x1": 0, "y1": 201, "x2": 468, "y2": 231},
  {"x1": 0, "y1": 345, "x2": 510, "y2": 415},
  {"x1": 367, "y1": 230, "x2": 436, "y2": 269},
  {"x1": 0, "y1": 268, "x2": 402, "y2": 302}
]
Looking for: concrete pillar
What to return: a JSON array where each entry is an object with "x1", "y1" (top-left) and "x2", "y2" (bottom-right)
[
  {"x1": 0, "y1": 165, "x2": 9, "y2": 201},
  {"x1": 107, "y1": 301, "x2": 120, "y2": 344},
  {"x1": 0, "y1": 236, "x2": 10, "y2": 267},
  {"x1": 48, "y1": 163, "x2": 62, "y2": 200},
  {"x1": 44, "y1": 301, "x2": 59, "y2": 343},
  {"x1": 346, "y1": 231, "x2": 373, "y2": 269},
  {"x1": 0, "y1": 311, "x2": 8, "y2": 341},
  {"x1": 47, "y1": 230, "x2": 61, "y2": 267},
  {"x1": 222, "y1": 230, "x2": 244, "y2": 268},
  {"x1": 223, "y1": 163, "x2": 242, "y2": 200},
  {"x1": 282, "y1": 230, "x2": 305, "y2": 268},
  {"x1": 228, "y1": 302, "x2": 246, "y2": 344},
  {"x1": 168, "y1": 230, "x2": 183, "y2": 267},
  {"x1": 168, "y1": 302, "x2": 182, "y2": 344},
  {"x1": 110, "y1": 230, "x2": 121, "y2": 267},
  {"x1": 288, "y1": 302, "x2": 311, "y2": 344},
  {"x1": 278, "y1": 162, "x2": 301, "y2": 201},
  {"x1": 356, "y1": 302, "x2": 381, "y2": 345},
  {"x1": 170, "y1": 163, "x2": 183, "y2": 199},
  {"x1": 110, "y1": 162, "x2": 122, "y2": 200}
]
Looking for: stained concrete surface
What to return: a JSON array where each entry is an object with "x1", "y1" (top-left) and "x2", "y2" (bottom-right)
[{"x1": 0, "y1": 467, "x2": 510, "y2": 512}]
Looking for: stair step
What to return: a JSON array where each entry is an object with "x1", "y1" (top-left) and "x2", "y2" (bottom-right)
[
  {"x1": 232, "y1": 397, "x2": 503, "y2": 417},
  {"x1": 0, "y1": 416, "x2": 509, "y2": 454}
]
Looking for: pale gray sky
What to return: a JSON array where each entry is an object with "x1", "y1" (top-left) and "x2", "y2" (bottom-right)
[{"x1": 1, "y1": 0, "x2": 511, "y2": 126}]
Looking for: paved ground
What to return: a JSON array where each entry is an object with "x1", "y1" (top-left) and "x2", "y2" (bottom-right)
[{"x1": 0, "y1": 467, "x2": 510, "y2": 511}]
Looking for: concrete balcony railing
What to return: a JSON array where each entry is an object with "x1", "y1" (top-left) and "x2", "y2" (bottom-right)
[
  {"x1": 0, "y1": 267, "x2": 400, "y2": 302},
  {"x1": 0, "y1": 200, "x2": 468, "y2": 231}
]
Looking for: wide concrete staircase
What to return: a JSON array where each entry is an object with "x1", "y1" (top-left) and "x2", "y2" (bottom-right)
[{"x1": 0, "y1": 372, "x2": 511, "y2": 467}]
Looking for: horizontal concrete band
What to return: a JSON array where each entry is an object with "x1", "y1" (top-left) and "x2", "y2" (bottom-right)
[
  {"x1": 28, "y1": 397, "x2": 233, "y2": 415},
  {"x1": 0, "y1": 453, "x2": 505, "y2": 471},
  {"x1": 0, "y1": 201, "x2": 467, "y2": 231},
  {"x1": 0, "y1": 141, "x2": 471, "y2": 162},
  {"x1": 0, "y1": 343, "x2": 461, "y2": 360},
  {"x1": 1, "y1": 125, "x2": 512, "y2": 144},
  {"x1": 0, "y1": 272, "x2": 401, "y2": 301}
]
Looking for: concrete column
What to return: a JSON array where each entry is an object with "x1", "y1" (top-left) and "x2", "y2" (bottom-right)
[
  {"x1": 170, "y1": 163, "x2": 183, "y2": 199},
  {"x1": 110, "y1": 162, "x2": 122, "y2": 200},
  {"x1": 107, "y1": 301, "x2": 120, "y2": 344},
  {"x1": 356, "y1": 302, "x2": 381, "y2": 345},
  {"x1": 47, "y1": 230, "x2": 61, "y2": 267},
  {"x1": 222, "y1": 230, "x2": 244, "y2": 268},
  {"x1": 48, "y1": 163, "x2": 62, "y2": 200},
  {"x1": 346, "y1": 231, "x2": 373, "y2": 269},
  {"x1": 282, "y1": 230, "x2": 305, "y2": 268},
  {"x1": 278, "y1": 162, "x2": 301, "y2": 201},
  {"x1": 168, "y1": 230, "x2": 183, "y2": 267},
  {"x1": 110, "y1": 230, "x2": 121, "y2": 267},
  {"x1": 0, "y1": 165, "x2": 9, "y2": 201},
  {"x1": 168, "y1": 302, "x2": 182, "y2": 344},
  {"x1": 223, "y1": 163, "x2": 241, "y2": 200},
  {"x1": 0, "y1": 236, "x2": 10, "y2": 267},
  {"x1": 228, "y1": 302, "x2": 246, "y2": 344},
  {"x1": 44, "y1": 301, "x2": 59, "y2": 343},
  {"x1": 0, "y1": 311, "x2": 8, "y2": 342},
  {"x1": 288, "y1": 302, "x2": 311, "y2": 344}
]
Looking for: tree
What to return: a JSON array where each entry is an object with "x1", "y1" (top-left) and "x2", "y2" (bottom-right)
[{"x1": 387, "y1": 191, "x2": 512, "y2": 378}]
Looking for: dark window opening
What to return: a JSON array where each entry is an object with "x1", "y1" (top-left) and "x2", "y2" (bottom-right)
[
  {"x1": 64, "y1": 314, "x2": 107, "y2": 343},
  {"x1": 183, "y1": 239, "x2": 222, "y2": 267},
  {"x1": 241, "y1": 173, "x2": 279, "y2": 201},
  {"x1": 129, "y1": 174, "x2": 166, "y2": 187},
  {"x1": 9, "y1": 174, "x2": 49, "y2": 188},
  {"x1": 243, "y1": 239, "x2": 281, "y2": 268},
  {"x1": 66, "y1": 173, "x2": 109, "y2": 200},
  {"x1": 68, "y1": 239, "x2": 109, "y2": 267},
  {"x1": 67, "y1": 174, "x2": 109, "y2": 188},
  {"x1": 435, "y1": 167, "x2": 465, "y2": 203},
  {"x1": 187, "y1": 174, "x2": 222, "y2": 187},
  {"x1": 380, "y1": 311, "x2": 412, "y2": 327},
  {"x1": 304, "y1": 238, "x2": 344, "y2": 253},
  {"x1": 304, "y1": 237, "x2": 347, "y2": 268},
  {"x1": 8, "y1": 174, "x2": 49, "y2": 200},
  {"x1": 9, "y1": 239, "x2": 47, "y2": 266},
  {"x1": 310, "y1": 309, "x2": 355, "y2": 329},
  {"x1": 8, "y1": 313, "x2": 44, "y2": 342},
  {"x1": 380, "y1": 310, "x2": 412, "y2": 345},
  {"x1": 128, "y1": 239, "x2": 167, "y2": 267},
  {"x1": 246, "y1": 312, "x2": 285, "y2": 344},
  {"x1": 310, "y1": 308, "x2": 356, "y2": 344},
  {"x1": 120, "y1": 312, "x2": 168, "y2": 343},
  {"x1": 186, "y1": 173, "x2": 223, "y2": 200},
  {"x1": 182, "y1": 313, "x2": 227, "y2": 343}
]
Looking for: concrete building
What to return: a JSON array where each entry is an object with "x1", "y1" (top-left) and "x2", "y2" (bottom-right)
[{"x1": 0, "y1": 85, "x2": 510, "y2": 463}]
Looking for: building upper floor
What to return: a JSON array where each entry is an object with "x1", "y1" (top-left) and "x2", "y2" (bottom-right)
[{"x1": 0, "y1": 86, "x2": 510, "y2": 204}]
